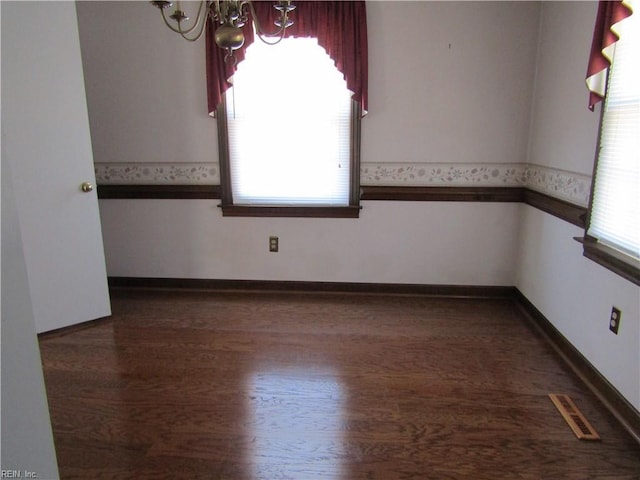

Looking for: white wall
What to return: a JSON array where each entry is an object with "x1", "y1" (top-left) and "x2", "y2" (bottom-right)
[
  {"x1": 519, "y1": 1, "x2": 639, "y2": 409},
  {"x1": 76, "y1": 0, "x2": 216, "y2": 166},
  {"x1": 518, "y1": 205, "x2": 640, "y2": 408},
  {"x1": 100, "y1": 200, "x2": 519, "y2": 285},
  {"x1": 365, "y1": 1, "x2": 539, "y2": 166},
  {"x1": 526, "y1": 1, "x2": 600, "y2": 175},
  {"x1": 77, "y1": 1, "x2": 539, "y2": 168},
  {"x1": 79, "y1": 1, "x2": 539, "y2": 285}
]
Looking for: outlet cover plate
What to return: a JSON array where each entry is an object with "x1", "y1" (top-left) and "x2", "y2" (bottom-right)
[
  {"x1": 269, "y1": 236, "x2": 279, "y2": 252},
  {"x1": 609, "y1": 307, "x2": 621, "y2": 334}
]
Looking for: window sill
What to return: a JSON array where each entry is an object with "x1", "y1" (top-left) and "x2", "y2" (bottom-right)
[
  {"x1": 219, "y1": 204, "x2": 361, "y2": 218},
  {"x1": 575, "y1": 236, "x2": 640, "y2": 286}
]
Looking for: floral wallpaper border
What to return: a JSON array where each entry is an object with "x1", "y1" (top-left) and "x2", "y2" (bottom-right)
[
  {"x1": 524, "y1": 164, "x2": 591, "y2": 207},
  {"x1": 361, "y1": 163, "x2": 527, "y2": 187},
  {"x1": 95, "y1": 162, "x2": 592, "y2": 207},
  {"x1": 360, "y1": 162, "x2": 591, "y2": 206},
  {"x1": 95, "y1": 163, "x2": 219, "y2": 185}
]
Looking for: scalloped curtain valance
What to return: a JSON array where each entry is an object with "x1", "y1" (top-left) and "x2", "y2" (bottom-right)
[
  {"x1": 585, "y1": 0, "x2": 633, "y2": 111},
  {"x1": 206, "y1": 1, "x2": 368, "y2": 117}
]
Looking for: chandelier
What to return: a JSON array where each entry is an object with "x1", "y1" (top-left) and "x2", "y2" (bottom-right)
[{"x1": 150, "y1": 1, "x2": 296, "y2": 62}]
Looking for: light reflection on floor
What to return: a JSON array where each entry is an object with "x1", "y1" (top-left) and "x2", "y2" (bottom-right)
[{"x1": 246, "y1": 369, "x2": 346, "y2": 480}]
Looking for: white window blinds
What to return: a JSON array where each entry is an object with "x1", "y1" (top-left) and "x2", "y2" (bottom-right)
[
  {"x1": 225, "y1": 36, "x2": 353, "y2": 206},
  {"x1": 588, "y1": 5, "x2": 640, "y2": 260}
]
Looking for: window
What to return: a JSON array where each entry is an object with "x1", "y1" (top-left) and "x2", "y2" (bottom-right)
[
  {"x1": 217, "y1": 35, "x2": 361, "y2": 217},
  {"x1": 584, "y1": 2, "x2": 640, "y2": 285}
]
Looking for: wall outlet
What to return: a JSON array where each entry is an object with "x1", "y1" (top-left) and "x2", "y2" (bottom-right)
[
  {"x1": 609, "y1": 307, "x2": 621, "y2": 334},
  {"x1": 269, "y1": 236, "x2": 279, "y2": 252}
]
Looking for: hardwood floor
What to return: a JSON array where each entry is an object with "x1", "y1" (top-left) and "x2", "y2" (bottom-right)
[{"x1": 39, "y1": 289, "x2": 640, "y2": 479}]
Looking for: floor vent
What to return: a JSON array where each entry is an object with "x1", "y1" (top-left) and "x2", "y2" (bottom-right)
[{"x1": 549, "y1": 393, "x2": 600, "y2": 441}]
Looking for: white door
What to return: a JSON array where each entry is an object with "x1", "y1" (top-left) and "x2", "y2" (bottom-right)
[{"x1": 2, "y1": 1, "x2": 111, "y2": 333}]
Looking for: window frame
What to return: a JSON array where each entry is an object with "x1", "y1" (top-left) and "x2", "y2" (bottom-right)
[
  {"x1": 216, "y1": 94, "x2": 362, "y2": 219},
  {"x1": 582, "y1": 13, "x2": 640, "y2": 286}
]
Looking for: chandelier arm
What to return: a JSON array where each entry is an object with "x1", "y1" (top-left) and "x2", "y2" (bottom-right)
[
  {"x1": 253, "y1": 32, "x2": 286, "y2": 46},
  {"x1": 160, "y1": 8, "x2": 185, "y2": 33},
  {"x1": 160, "y1": 8, "x2": 191, "y2": 34},
  {"x1": 176, "y1": 0, "x2": 208, "y2": 35},
  {"x1": 247, "y1": 1, "x2": 288, "y2": 42},
  {"x1": 182, "y1": 19, "x2": 209, "y2": 42},
  {"x1": 159, "y1": 1, "x2": 206, "y2": 36},
  {"x1": 159, "y1": 6, "x2": 209, "y2": 41},
  {"x1": 153, "y1": 1, "x2": 294, "y2": 46}
]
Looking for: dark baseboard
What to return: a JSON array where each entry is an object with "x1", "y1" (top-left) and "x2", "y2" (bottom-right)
[
  {"x1": 107, "y1": 276, "x2": 515, "y2": 299},
  {"x1": 513, "y1": 288, "x2": 640, "y2": 445},
  {"x1": 37, "y1": 315, "x2": 112, "y2": 340}
]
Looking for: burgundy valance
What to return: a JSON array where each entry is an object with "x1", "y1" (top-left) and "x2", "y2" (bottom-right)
[
  {"x1": 206, "y1": 1, "x2": 368, "y2": 117},
  {"x1": 585, "y1": 0, "x2": 632, "y2": 111}
]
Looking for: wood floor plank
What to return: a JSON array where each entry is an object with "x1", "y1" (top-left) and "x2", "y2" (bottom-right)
[{"x1": 39, "y1": 290, "x2": 640, "y2": 479}]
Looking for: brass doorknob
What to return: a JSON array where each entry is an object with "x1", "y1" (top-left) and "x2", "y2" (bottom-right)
[{"x1": 80, "y1": 182, "x2": 94, "y2": 193}]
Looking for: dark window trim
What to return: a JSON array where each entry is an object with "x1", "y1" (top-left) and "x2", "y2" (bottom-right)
[
  {"x1": 220, "y1": 205, "x2": 361, "y2": 218},
  {"x1": 216, "y1": 96, "x2": 362, "y2": 218},
  {"x1": 575, "y1": 236, "x2": 640, "y2": 286},
  {"x1": 349, "y1": 100, "x2": 362, "y2": 206},
  {"x1": 216, "y1": 101, "x2": 233, "y2": 206},
  {"x1": 584, "y1": 97, "x2": 605, "y2": 237}
]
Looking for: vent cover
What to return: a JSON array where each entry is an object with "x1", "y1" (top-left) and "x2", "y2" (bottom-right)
[{"x1": 549, "y1": 393, "x2": 600, "y2": 441}]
